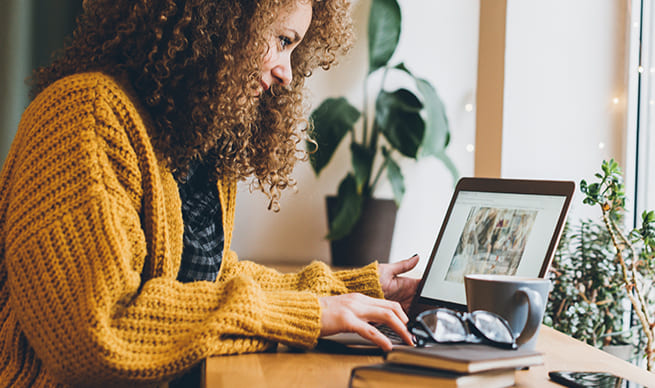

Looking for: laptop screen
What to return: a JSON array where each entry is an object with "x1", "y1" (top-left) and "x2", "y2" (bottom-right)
[{"x1": 415, "y1": 182, "x2": 572, "y2": 310}]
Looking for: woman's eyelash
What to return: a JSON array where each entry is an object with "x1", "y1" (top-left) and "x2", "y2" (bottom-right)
[{"x1": 279, "y1": 36, "x2": 292, "y2": 48}]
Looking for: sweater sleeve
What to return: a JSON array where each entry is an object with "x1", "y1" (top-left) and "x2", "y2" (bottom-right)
[
  {"x1": 222, "y1": 256, "x2": 384, "y2": 298},
  {"x1": 3, "y1": 77, "x2": 321, "y2": 385}
]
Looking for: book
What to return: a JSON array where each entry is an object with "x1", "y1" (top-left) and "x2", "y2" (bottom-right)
[
  {"x1": 385, "y1": 343, "x2": 544, "y2": 374},
  {"x1": 349, "y1": 362, "x2": 516, "y2": 388}
]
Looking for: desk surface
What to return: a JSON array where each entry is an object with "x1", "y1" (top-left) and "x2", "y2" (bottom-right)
[
  {"x1": 205, "y1": 325, "x2": 655, "y2": 387},
  {"x1": 205, "y1": 264, "x2": 655, "y2": 387}
]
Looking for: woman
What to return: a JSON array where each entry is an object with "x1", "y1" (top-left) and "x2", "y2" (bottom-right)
[{"x1": 0, "y1": 0, "x2": 419, "y2": 386}]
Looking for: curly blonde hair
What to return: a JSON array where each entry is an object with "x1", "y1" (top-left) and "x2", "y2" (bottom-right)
[{"x1": 30, "y1": 0, "x2": 353, "y2": 210}]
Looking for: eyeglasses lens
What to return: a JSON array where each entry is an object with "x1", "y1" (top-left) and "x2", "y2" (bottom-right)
[
  {"x1": 422, "y1": 310, "x2": 468, "y2": 342},
  {"x1": 471, "y1": 312, "x2": 514, "y2": 343}
]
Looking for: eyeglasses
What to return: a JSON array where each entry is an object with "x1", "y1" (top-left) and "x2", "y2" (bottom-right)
[{"x1": 407, "y1": 308, "x2": 518, "y2": 350}]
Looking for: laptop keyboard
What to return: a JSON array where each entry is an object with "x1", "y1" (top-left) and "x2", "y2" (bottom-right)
[{"x1": 375, "y1": 324, "x2": 403, "y2": 344}]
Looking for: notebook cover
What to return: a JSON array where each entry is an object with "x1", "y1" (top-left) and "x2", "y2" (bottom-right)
[{"x1": 385, "y1": 343, "x2": 544, "y2": 373}]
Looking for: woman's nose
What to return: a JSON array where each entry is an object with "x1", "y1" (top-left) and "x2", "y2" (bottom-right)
[{"x1": 271, "y1": 55, "x2": 292, "y2": 86}]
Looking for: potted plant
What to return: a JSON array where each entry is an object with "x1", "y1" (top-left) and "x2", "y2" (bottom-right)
[
  {"x1": 545, "y1": 220, "x2": 636, "y2": 353},
  {"x1": 308, "y1": 0, "x2": 457, "y2": 266},
  {"x1": 545, "y1": 159, "x2": 655, "y2": 370}
]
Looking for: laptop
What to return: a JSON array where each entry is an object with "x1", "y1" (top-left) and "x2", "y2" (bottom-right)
[{"x1": 320, "y1": 177, "x2": 575, "y2": 350}]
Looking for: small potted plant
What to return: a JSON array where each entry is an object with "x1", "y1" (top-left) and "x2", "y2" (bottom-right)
[
  {"x1": 545, "y1": 159, "x2": 655, "y2": 370},
  {"x1": 309, "y1": 0, "x2": 457, "y2": 266}
]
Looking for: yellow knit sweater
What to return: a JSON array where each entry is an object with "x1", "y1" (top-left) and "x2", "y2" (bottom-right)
[{"x1": 0, "y1": 72, "x2": 384, "y2": 387}]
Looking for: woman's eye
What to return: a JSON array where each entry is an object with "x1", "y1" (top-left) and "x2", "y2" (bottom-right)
[{"x1": 279, "y1": 36, "x2": 292, "y2": 49}]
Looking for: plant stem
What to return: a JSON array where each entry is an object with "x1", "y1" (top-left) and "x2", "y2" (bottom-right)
[
  {"x1": 578, "y1": 289, "x2": 591, "y2": 304},
  {"x1": 368, "y1": 67, "x2": 390, "y2": 152},
  {"x1": 611, "y1": 217, "x2": 653, "y2": 334},
  {"x1": 603, "y1": 210, "x2": 655, "y2": 370},
  {"x1": 364, "y1": 67, "x2": 394, "y2": 195},
  {"x1": 369, "y1": 155, "x2": 389, "y2": 195},
  {"x1": 556, "y1": 299, "x2": 567, "y2": 318}
]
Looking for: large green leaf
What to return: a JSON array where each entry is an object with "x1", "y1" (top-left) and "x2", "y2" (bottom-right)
[
  {"x1": 415, "y1": 78, "x2": 451, "y2": 157},
  {"x1": 392, "y1": 64, "x2": 451, "y2": 157},
  {"x1": 382, "y1": 147, "x2": 405, "y2": 205},
  {"x1": 368, "y1": 0, "x2": 401, "y2": 74},
  {"x1": 351, "y1": 142, "x2": 375, "y2": 193},
  {"x1": 327, "y1": 174, "x2": 363, "y2": 240},
  {"x1": 375, "y1": 88, "x2": 425, "y2": 158},
  {"x1": 308, "y1": 97, "x2": 361, "y2": 175},
  {"x1": 390, "y1": 65, "x2": 458, "y2": 183}
]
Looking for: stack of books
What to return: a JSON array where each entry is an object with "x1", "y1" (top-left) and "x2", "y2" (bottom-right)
[{"x1": 349, "y1": 343, "x2": 544, "y2": 388}]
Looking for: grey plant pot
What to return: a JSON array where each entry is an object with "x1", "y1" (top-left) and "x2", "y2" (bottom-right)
[{"x1": 326, "y1": 196, "x2": 398, "y2": 268}]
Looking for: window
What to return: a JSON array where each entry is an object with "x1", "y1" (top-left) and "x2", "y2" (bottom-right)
[{"x1": 628, "y1": 0, "x2": 655, "y2": 225}]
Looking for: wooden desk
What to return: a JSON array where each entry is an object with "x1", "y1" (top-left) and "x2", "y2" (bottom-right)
[{"x1": 205, "y1": 326, "x2": 655, "y2": 387}]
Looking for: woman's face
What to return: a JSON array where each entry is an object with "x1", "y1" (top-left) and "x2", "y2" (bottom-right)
[{"x1": 260, "y1": 1, "x2": 313, "y2": 93}]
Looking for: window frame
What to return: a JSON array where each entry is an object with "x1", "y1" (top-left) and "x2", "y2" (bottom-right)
[{"x1": 626, "y1": 0, "x2": 654, "y2": 227}]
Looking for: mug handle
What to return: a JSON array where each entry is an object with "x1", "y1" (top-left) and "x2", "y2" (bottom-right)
[{"x1": 515, "y1": 287, "x2": 544, "y2": 345}]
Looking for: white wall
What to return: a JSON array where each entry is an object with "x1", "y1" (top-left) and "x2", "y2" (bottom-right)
[
  {"x1": 232, "y1": 0, "x2": 480, "y2": 275},
  {"x1": 502, "y1": 0, "x2": 629, "y2": 221},
  {"x1": 233, "y1": 0, "x2": 631, "y2": 274}
]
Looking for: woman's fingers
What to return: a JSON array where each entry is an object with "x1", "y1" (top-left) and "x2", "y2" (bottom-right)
[
  {"x1": 349, "y1": 319, "x2": 394, "y2": 351},
  {"x1": 391, "y1": 254, "x2": 420, "y2": 275},
  {"x1": 363, "y1": 294, "x2": 409, "y2": 323},
  {"x1": 318, "y1": 293, "x2": 414, "y2": 351},
  {"x1": 379, "y1": 254, "x2": 419, "y2": 280},
  {"x1": 378, "y1": 255, "x2": 421, "y2": 309}
]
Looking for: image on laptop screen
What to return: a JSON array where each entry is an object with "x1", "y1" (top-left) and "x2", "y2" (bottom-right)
[{"x1": 417, "y1": 186, "x2": 571, "y2": 309}]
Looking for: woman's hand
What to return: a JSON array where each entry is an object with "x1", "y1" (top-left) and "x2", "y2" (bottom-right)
[
  {"x1": 318, "y1": 293, "x2": 414, "y2": 351},
  {"x1": 378, "y1": 254, "x2": 421, "y2": 311}
]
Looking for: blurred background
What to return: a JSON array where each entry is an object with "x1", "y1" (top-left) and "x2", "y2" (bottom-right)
[{"x1": 1, "y1": 0, "x2": 649, "y2": 277}]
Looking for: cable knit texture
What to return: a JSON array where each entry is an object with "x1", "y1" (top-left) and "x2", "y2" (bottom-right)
[{"x1": 0, "y1": 72, "x2": 384, "y2": 387}]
